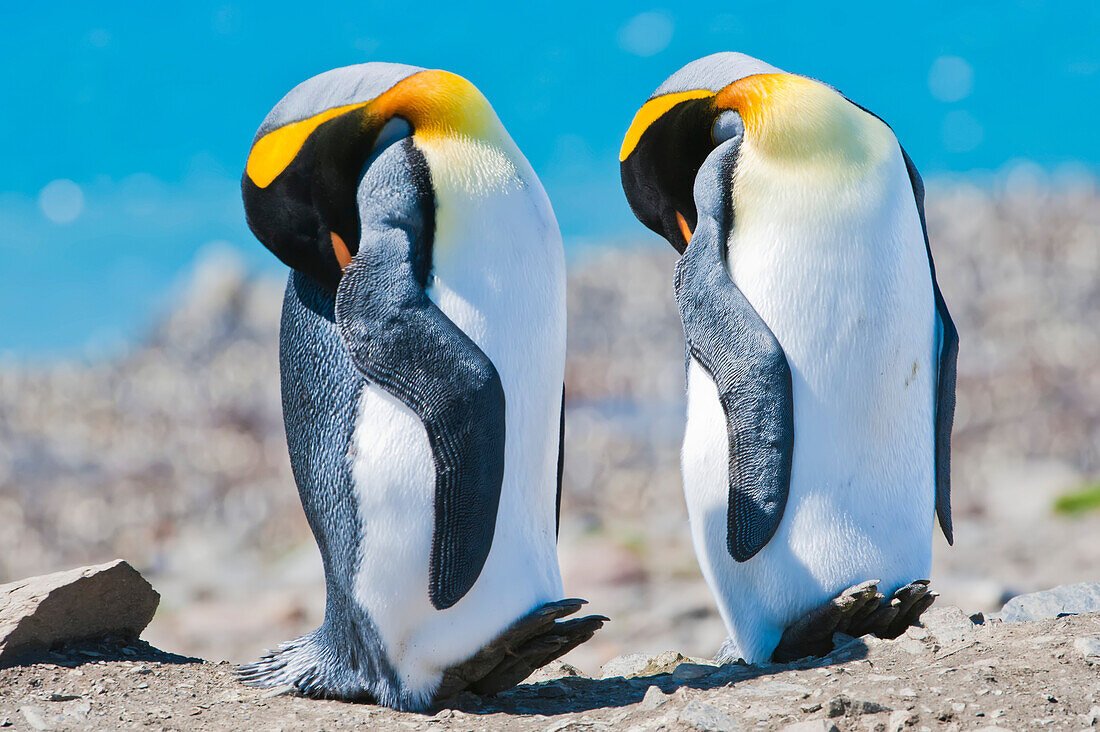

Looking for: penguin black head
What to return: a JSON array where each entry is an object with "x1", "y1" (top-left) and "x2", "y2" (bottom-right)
[
  {"x1": 619, "y1": 52, "x2": 784, "y2": 253},
  {"x1": 242, "y1": 63, "x2": 501, "y2": 292}
]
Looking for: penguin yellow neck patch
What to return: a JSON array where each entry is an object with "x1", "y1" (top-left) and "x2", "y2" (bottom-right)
[
  {"x1": 716, "y1": 73, "x2": 877, "y2": 165},
  {"x1": 245, "y1": 69, "x2": 500, "y2": 189},
  {"x1": 620, "y1": 89, "x2": 713, "y2": 161}
]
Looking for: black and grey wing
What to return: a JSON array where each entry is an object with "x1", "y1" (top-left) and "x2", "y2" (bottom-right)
[
  {"x1": 898, "y1": 146, "x2": 959, "y2": 545},
  {"x1": 335, "y1": 140, "x2": 506, "y2": 610},
  {"x1": 677, "y1": 137, "x2": 795, "y2": 562}
]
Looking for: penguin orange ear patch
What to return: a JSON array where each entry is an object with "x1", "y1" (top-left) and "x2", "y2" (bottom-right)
[{"x1": 246, "y1": 101, "x2": 371, "y2": 188}]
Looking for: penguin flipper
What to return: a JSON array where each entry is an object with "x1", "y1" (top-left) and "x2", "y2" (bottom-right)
[
  {"x1": 676, "y1": 138, "x2": 795, "y2": 562},
  {"x1": 897, "y1": 145, "x2": 959, "y2": 545},
  {"x1": 335, "y1": 143, "x2": 506, "y2": 611}
]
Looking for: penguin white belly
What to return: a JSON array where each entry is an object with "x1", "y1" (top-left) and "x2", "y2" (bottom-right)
[
  {"x1": 683, "y1": 145, "x2": 938, "y2": 663},
  {"x1": 349, "y1": 143, "x2": 566, "y2": 704}
]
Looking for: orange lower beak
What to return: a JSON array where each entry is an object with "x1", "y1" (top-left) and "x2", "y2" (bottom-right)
[{"x1": 676, "y1": 211, "x2": 694, "y2": 246}]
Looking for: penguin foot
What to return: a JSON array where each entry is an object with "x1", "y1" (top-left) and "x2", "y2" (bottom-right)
[
  {"x1": 771, "y1": 580, "x2": 882, "y2": 663},
  {"x1": 770, "y1": 579, "x2": 939, "y2": 663},
  {"x1": 434, "y1": 598, "x2": 608, "y2": 702}
]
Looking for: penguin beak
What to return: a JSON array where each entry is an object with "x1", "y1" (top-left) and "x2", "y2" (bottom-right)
[
  {"x1": 675, "y1": 211, "x2": 694, "y2": 245},
  {"x1": 619, "y1": 91, "x2": 718, "y2": 255}
]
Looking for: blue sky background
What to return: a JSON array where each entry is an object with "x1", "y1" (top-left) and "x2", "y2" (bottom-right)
[{"x1": 2, "y1": 1, "x2": 1097, "y2": 356}]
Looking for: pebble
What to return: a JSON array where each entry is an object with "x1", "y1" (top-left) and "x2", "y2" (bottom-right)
[
  {"x1": 919, "y1": 607, "x2": 977, "y2": 645},
  {"x1": 1072, "y1": 636, "x2": 1100, "y2": 660},
  {"x1": 677, "y1": 700, "x2": 738, "y2": 731},
  {"x1": 639, "y1": 685, "x2": 669, "y2": 712},
  {"x1": 599, "y1": 652, "x2": 650, "y2": 679},
  {"x1": 672, "y1": 663, "x2": 714, "y2": 681}
]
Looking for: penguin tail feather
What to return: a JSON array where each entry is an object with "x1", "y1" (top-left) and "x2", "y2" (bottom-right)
[{"x1": 237, "y1": 630, "x2": 348, "y2": 699}]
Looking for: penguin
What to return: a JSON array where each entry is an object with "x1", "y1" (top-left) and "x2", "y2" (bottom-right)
[
  {"x1": 238, "y1": 63, "x2": 605, "y2": 711},
  {"x1": 619, "y1": 53, "x2": 958, "y2": 664}
]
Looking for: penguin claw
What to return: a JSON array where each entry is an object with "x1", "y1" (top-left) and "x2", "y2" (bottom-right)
[
  {"x1": 771, "y1": 579, "x2": 939, "y2": 663},
  {"x1": 878, "y1": 580, "x2": 935, "y2": 639},
  {"x1": 434, "y1": 599, "x2": 607, "y2": 703}
]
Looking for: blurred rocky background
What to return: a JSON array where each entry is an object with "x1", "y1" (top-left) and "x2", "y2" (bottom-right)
[{"x1": 1, "y1": 179, "x2": 1098, "y2": 674}]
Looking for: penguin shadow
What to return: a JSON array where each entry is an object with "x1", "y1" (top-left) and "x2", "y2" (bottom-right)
[{"x1": 443, "y1": 641, "x2": 870, "y2": 717}]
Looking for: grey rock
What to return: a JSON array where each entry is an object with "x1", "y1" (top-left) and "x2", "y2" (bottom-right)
[
  {"x1": 827, "y1": 694, "x2": 892, "y2": 718},
  {"x1": 1073, "y1": 636, "x2": 1100, "y2": 660},
  {"x1": 639, "y1": 685, "x2": 669, "y2": 711},
  {"x1": 677, "y1": 701, "x2": 738, "y2": 731},
  {"x1": 825, "y1": 695, "x2": 850, "y2": 717},
  {"x1": 672, "y1": 662, "x2": 714, "y2": 681},
  {"x1": 992, "y1": 582, "x2": 1100, "y2": 622},
  {"x1": 0, "y1": 560, "x2": 159, "y2": 665},
  {"x1": 919, "y1": 606, "x2": 977, "y2": 645},
  {"x1": 599, "y1": 652, "x2": 650, "y2": 679}
]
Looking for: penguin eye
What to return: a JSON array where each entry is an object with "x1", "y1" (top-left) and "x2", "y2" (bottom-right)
[{"x1": 711, "y1": 110, "x2": 744, "y2": 145}]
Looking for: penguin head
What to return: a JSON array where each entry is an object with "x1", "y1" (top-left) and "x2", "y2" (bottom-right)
[
  {"x1": 620, "y1": 52, "x2": 886, "y2": 252},
  {"x1": 242, "y1": 63, "x2": 510, "y2": 291}
]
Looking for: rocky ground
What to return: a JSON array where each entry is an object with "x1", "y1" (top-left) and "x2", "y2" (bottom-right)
[
  {"x1": 0, "y1": 180, "x2": 1098, "y2": 694},
  {"x1": 1, "y1": 607, "x2": 1099, "y2": 731}
]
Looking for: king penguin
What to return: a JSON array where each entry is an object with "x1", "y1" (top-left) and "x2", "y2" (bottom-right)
[
  {"x1": 619, "y1": 53, "x2": 959, "y2": 664},
  {"x1": 238, "y1": 63, "x2": 605, "y2": 710}
]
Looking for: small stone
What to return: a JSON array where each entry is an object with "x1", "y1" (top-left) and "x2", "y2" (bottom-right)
[
  {"x1": 677, "y1": 700, "x2": 738, "y2": 731},
  {"x1": 535, "y1": 681, "x2": 568, "y2": 698},
  {"x1": 526, "y1": 660, "x2": 581, "y2": 683},
  {"x1": 992, "y1": 582, "x2": 1100, "y2": 622},
  {"x1": 672, "y1": 663, "x2": 713, "y2": 681},
  {"x1": 851, "y1": 700, "x2": 892, "y2": 716},
  {"x1": 951, "y1": 702, "x2": 966, "y2": 712},
  {"x1": 0, "y1": 717, "x2": 11, "y2": 727},
  {"x1": 1073, "y1": 636, "x2": 1100, "y2": 660},
  {"x1": 825, "y1": 695, "x2": 850, "y2": 717},
  {"x1": 0, "y1": 560, "x2": 159, "y2": 664},
  {"x1": 800, "y1": 702, "x2": 823, "y2": 713},
  {"x1": 897, "y1": 688, "x2": 917, "y2": 699},
  {"x1": 642, "y1": 650, "x2": 688, "y2": 676},
  {"x1": 46, "y1": 694, "x2": 80, "y2": 702},
  {"x1": 919, "y1": 606, "x2": 976, "y2": 645},
  {"x1": 639, "y1": 685, "x2": 669, "y2": 711},
  {"x1": 600, "y1": 652, "x2": 650, "y2": 679},
  {"x1": 887, "y1": 709, "x2": 919, "y2": 731}
]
